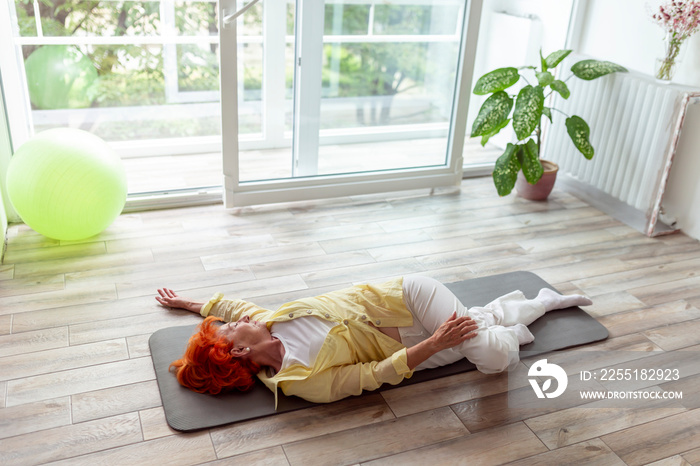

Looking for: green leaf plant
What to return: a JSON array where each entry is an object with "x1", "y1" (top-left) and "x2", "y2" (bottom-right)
[{"x1": 471, "y1": 49, "x2": 627, "y2": 196}]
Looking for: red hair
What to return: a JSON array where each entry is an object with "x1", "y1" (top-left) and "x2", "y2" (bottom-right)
[{"x1": 170, "y1": 316, "x2": 261, "y2": 394}]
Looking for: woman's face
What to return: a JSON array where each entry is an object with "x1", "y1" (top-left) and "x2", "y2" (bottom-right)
[{"x1": 217, "y1": 315, "x2": 270, "y2": 348}]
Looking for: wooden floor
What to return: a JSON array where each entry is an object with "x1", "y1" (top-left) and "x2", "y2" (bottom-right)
[
  {"x1": 121, "y1": 138, "x2": 501, "y2": 194},
  {"x1": 2, "y1": 177, "x2": 700, "y2": 465}
]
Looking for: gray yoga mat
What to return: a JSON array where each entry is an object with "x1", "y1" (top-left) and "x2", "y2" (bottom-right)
[{"x1": 149, "y1": 271, "x2": 608, "y2": 432}]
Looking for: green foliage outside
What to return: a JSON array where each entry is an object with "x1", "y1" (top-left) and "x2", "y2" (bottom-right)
[
  {"x1": 15, "y1": 0, "x2": 459, "y2": 138},
  {"x1": 16, "y1": 0, "x2": 220, "y2": 109}
]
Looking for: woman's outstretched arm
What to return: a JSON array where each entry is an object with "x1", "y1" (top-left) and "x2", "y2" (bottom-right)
[{"x1": 156, "y1": 288, "x2": 205, "y2": 314}]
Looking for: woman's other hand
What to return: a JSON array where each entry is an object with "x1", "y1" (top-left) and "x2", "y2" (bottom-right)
[
  {"x1": 430, "y1": 312, "x2": 479, "y2": 351},
  {"x1": 156, "y1": 288, "x2": 203, "y2": 314},
  {"x1": 406, "y1": 312, "x2": 479, "y2": 370}
]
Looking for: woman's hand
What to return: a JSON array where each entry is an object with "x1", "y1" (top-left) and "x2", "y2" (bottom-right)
[
  {"x1": 406, "y1": 312, "x2": 479, "y2": 370},
  {"x1": 156, "y1": 288, "x2": 204, "y2": 314},
  {"x1": 429, "y1": 312, "x2": 479, "y2": 352}
]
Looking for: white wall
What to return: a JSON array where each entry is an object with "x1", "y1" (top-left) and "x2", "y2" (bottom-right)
[
  {"x1": 473, "y1": 0, "x2": 574, "y2": 74},
  {"x1": 0, "y1": 180, "x2": 7, "y2": 258},
  {"x1": 468, "y1": 0, "x2": 574, "y2": 143},
  {"x1": 664, "y1": 104, "x2": 700, "y2": 237},
  {"x1": 0, "y1": 82, "x2": 14, "y2": 260},
  {"x1": 577, "y1": 0, "x2": 700, "y2": 240}
]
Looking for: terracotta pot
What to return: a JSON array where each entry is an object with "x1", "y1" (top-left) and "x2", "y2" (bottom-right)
[{"x1": 515, "y1": 160, "x2": 559, "y2": 201}]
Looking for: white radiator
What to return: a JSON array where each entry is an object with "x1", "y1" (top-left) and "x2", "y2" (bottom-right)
[{"x1": 543, "y1": 60, "x2": 700, "y2": 236}]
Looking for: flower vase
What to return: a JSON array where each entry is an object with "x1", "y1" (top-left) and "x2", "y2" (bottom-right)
[{"x1": 656, "y1": 31, "x2": 686, "y2": 82}]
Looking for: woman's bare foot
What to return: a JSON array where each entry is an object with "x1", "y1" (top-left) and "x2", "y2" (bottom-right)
[{"x1": 536, "y1": 288, "x2": 592, "y2": 312}]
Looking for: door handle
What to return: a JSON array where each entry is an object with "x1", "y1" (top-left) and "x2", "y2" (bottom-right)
[{"x1": 222, "y1": 0, "x2": 262, "y2": 28}]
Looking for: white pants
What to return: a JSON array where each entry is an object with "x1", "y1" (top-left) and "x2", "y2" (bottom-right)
[{"x1": 401, "y1": 275, "x2": 545, "y2": 373}]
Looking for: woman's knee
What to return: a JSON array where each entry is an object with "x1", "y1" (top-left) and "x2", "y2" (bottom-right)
[
  {"x1": 403, "y1": 275, "x2": 464, "y2": 332},
  {"x1": 460, "y1": 333, "x2": 517, "y2": 374}
]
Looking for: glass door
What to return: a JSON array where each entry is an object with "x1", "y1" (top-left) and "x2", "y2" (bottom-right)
[
  {"x1": 220, "y1": 0, "x2": 483, "y2": 207},
  {"x1": 0, "y1": 0, "x2": 232, "y2": 200}
]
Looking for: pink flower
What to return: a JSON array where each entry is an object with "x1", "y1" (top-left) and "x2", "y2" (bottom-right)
[{"x1": 650, "y1": 0, "x2": 700, "y2": 39}]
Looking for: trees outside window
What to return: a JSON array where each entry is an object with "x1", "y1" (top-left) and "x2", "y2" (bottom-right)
[{"x1": 10, "y1": 0, "x2": 462, "y2": 144}]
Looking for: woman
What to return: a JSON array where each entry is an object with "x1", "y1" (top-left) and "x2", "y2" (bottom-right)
[{"x1": 156, "y1": 276, "x2": 591, "y2": 405}]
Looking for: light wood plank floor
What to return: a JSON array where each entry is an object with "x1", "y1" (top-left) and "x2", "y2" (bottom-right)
[
  {"x1": 122, "y1": 138, "x2": 502, "y2": 194},
  {"x1": 2, "y1": 177, "x2": 700, "y2": 465}
]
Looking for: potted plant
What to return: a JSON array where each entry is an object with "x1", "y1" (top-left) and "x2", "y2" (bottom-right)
[{"x1": 470, "y1": 49, "x2": 627, "y2": 199}]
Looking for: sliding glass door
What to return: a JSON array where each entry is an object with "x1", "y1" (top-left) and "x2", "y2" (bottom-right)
[
  {"x1": 0, "y1": 0, "x2": 228, "y2": 197},
  {"x1": 220, "y1": 0, "x2": 482, "y2": 206},
  {"x1": 1, "y1": 0, "x2": 482, "y2": 207}
]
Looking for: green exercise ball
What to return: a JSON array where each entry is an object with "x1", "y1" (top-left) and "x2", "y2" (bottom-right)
[
  {"x1": 6, "y1": 128, "x2": 127, "y2": 241},
  {"x1": 24, "y1": 45, "x2": 98, "y2": 110}
]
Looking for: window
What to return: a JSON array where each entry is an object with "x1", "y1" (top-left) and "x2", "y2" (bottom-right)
[{"x1": 2, "y1": 0, "x2": 525, "y2": 205}]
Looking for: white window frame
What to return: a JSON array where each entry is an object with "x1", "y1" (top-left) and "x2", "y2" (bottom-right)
[
  {"x1": 2, "y1": 0, "x2": 463, "y2": 157},
  {"x1": 0, "y1": 0, "x2": 226, "y2": 158},
  {"x1": 1, "y1": 0, "x2": 587, "y2": 213},
  {"x1": 220, "y1": 0, "x2": 483, "y2": 207}
]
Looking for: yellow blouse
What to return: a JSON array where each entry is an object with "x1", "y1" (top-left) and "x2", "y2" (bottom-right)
[{"x1": 201, "y1": 277, "x2": 415, "y2": 406}]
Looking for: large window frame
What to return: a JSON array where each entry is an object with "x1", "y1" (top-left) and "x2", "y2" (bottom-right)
[
  {"x1": 1, "y1": 0, "x2": 484, "y2": 208},
  {"x1": 221, "y1": 0, "x2": 484, "y2": 207},
  {"x1": 1, "y1": 0, "x2": 474, "y2": 153}
]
